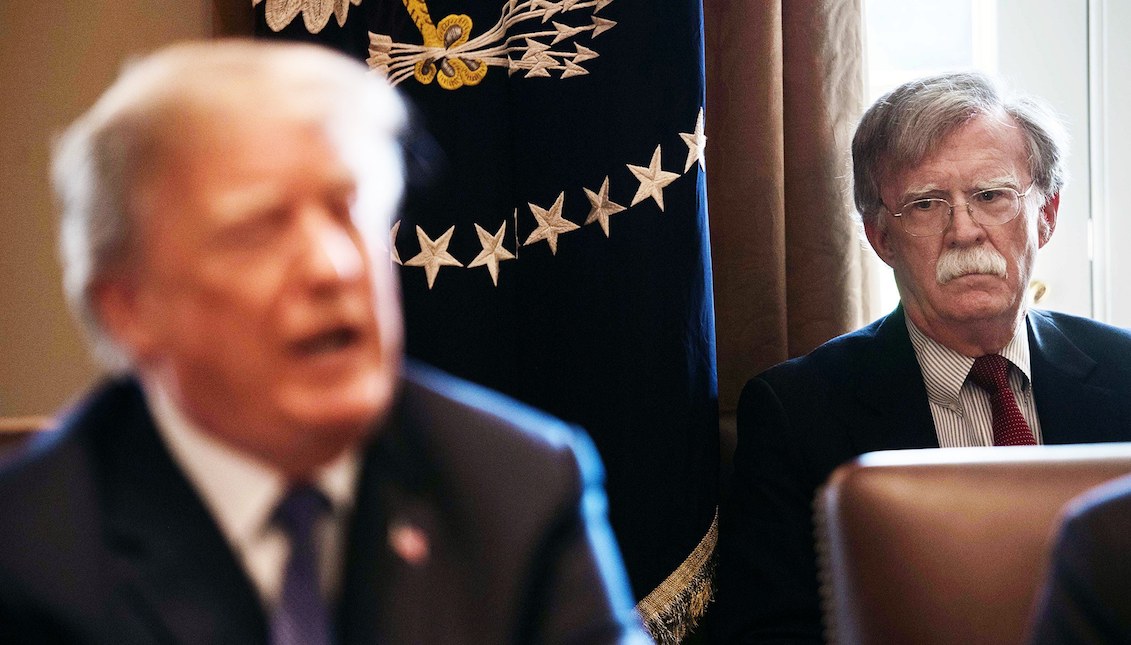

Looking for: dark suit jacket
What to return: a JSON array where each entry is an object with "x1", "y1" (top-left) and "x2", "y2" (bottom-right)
[
  {"x1": 1030, "y1": 474, "x2": 1131, "y2": 644},
  {"x1": 711, "y1": 307, "x2": 1131, "y2": 643},
  {"x1": 0, "y1": 361, "x2": 647, "y2": 644}
]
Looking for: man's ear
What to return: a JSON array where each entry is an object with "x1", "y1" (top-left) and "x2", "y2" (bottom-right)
[
  {"x1": 864, "y1": 215, "x2": 896, "y2": 267},
  {"x1": 92, "y1": 275, "x2": 158, "y2": 365},
  {"x1": 1037, "y1": 191, "x2": 1060, "y2": 248}
]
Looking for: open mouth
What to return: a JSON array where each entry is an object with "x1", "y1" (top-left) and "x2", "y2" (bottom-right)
[{"x1": 292, "y1": 326, "x2": 362, "y2": 356}]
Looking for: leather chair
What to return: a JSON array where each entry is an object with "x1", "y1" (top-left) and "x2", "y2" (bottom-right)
[
  {"x1": 0, "y1": 416, "x2": 51, "y2": 460},
  {"x1": 816, "y1": 444, "x2": 1131, "y2": 645}
]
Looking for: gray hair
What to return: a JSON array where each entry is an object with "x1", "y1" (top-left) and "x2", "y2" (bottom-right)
[
  {"x1": 52, "y1": 40, "x2": 407, "y2": 371},
  {"x1": 852, "y1": 71, "x2": 1068, "y2": 224}
]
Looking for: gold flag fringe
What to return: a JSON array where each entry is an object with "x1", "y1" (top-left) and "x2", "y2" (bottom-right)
[{"x1": 636, "y1": 509, "x2": 718, "y2": 644}]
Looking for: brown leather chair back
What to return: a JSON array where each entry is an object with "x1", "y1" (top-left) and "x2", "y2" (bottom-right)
[
  {"x1": 0, "y1": 416, "x2": 52, "y2": 460},
  {"x1": 816, "y1": 444, "x2": 1131, "y2": 645}
]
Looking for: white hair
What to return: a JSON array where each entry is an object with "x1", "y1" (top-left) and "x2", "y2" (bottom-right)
[
  {"x1": 52, "y1": 39, "x2": 407, "y2": 371},
  {"x1": 852, "y1": 71, "x2": 1069, "y2": 225}
]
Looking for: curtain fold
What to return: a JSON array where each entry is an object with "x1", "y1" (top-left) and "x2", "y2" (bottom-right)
[{"x1": 706, "y1": 0, "x2": 872, "y2": 426}]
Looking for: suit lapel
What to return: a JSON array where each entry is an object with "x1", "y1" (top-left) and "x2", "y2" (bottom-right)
[
  {"x1": 1029, "y1": 311, "x2": 1121, "y2": 444},
  {"x1": 338, "y1": 455, "x2": 446, "y2": 644},
  {"x1": 836, "y1": 308, "x2": 940, "y2": 453},
  {"x1": 338, "y1": 395, "x2": 443, "y2": 644},
  {"x1": 337, "y1": 418, "x2": 395, "y2": 645},
  {"x1": 338, "y1": 383, "x2": 484, "y2": 645},
  {"x1": 95, "y1": 383, "x2": 268, "y2": 644}
]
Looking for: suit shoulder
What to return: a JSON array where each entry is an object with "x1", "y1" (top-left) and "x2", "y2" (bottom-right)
[
  {"x1": 400, "y1": 362, "x2": 603, "y2": 482},
  {"x1": 743, "y1": 317, "x2": 886, "y2": 397},
  {"x1": 1063, "y1": 473, "x2": 1131, "y2": 526},
  {"x1": 1033, "y1": 309, "x2": 1131, "y2": 355},
  {"x1": 1054, "y1": 473, "x2": 1131, "y2": 567},
  {"x1": 0, "y1": 426, "x2": 84, "y2": 525},
  {"x1": 0, "y1": 412, "x2": 85, "y2": 504},
  {"x1": 0, "y1": 379, "x2": 143, "y2": 510},
  {"x1": 0, "y1": 383, "x2": 132, "y2": 603}
]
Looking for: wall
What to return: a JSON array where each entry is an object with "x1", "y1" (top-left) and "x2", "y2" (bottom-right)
[{"x1": 0, "y1": 1, "x2": 210, "y2": 415}]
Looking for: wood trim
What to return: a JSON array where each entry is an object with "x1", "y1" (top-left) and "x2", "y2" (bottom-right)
[
  {"x1": 0, "y1": 416, "x2": 52, "y2": 434},
  {"x1": 211, "y1": 0, "x2": 255, "y2": 38}
]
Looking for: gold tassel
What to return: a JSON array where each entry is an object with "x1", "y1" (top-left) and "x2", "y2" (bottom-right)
[{"x1": 636, "y1": 510, "x2": 718, "y2": 645}]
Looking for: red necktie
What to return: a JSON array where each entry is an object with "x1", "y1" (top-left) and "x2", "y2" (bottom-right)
[{"x1": 968, "y1": 354, "x2": 1036, "y2": 446}]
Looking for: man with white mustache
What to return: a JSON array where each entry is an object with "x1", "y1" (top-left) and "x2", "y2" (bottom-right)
[
  {"x1": 936, "y1": 245, "x2": 1008, "y2": 285},
  {"x1": 712, "y1": 71, "x2": 1131, "y2": 643}
]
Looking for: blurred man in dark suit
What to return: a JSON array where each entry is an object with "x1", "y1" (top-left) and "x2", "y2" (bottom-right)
[
  {"x1": 0, "y1": 40, "x2": 649, "y2": 645},
  {"x1": 1031, "y1": 474, "x2": 1131, "y2": 644},
  {"x1": 712, "y1": 71, "x2": 1131, "y2": 642}
]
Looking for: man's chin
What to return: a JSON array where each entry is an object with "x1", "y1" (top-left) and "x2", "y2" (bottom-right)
[
  {"x1": 938, "y1": 292, "x2": 1020, "y2": 324},
  {"x1": 279, "y1": 374, "x2": 395, "y2": 439}
]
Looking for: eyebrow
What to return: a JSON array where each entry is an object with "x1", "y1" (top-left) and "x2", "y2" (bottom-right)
[
  {"x1": 900, "y1": 176, "x2": 1023, "y2": 202},
  {"x1": 209, "y1": 173, "x2": 358, "y2": 224},
  {"x1": 210, "y1": 184, "x2": 284, "y2": 224},
  {"x1": 972, "y1": 176, "x2": 1022, "y2": 190},
  {"x1": 898, "y1": 184, "x2": 946, "y2": 204}
]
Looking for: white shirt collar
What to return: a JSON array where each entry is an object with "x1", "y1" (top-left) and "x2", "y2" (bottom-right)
[
  {"x1": 144, "y1": 380, "x2": 362, "y2": 604},
  {"x1": 906, "y1": 311, "x2": 1033, "y2": 408}
]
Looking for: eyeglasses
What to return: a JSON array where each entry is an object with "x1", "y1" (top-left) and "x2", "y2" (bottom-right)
[{"x1": 886, "y1": 184, "x2": 1035, "y2": 237}]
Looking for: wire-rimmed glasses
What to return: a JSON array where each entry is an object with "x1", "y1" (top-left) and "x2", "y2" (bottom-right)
[{"x1": 887, "y1": 184, "x2": 1034, "y2": 237}]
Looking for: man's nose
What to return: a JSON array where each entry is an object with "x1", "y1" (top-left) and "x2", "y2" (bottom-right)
[
  {"x1": 296, "y1": 208, "x2": 365, "y2": 284},
  {"x1": 946, "y1": 201, "x2": 985, "y2": 244}
]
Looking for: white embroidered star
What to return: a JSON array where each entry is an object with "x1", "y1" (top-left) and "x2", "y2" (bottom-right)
[
  {"x1": 680, "y1": 107, "x2": 707, "y2": 172},
  {"x1": 524, "y1": 192, "x2": 578, "y2": 255},
  {"x1": 404, "y1": 225, "x2": 463, "y2": 289},
  {"x1": 389, "y1": 220, "x2": 402, "y2": 265},
  {"x1": 468, "y1": 222, "x2": 516, "y2": 286},
  {"x1": 583, "y1": 177, "x2": 627, "y2": 237},
  {"x1": 627, "y1": 145, "x2": 681, "y2": 211}
]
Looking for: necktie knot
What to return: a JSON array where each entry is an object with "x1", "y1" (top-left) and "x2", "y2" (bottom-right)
[
  {"x1": 967, "y1": 354, "x2": 1036, "y2": 446},
  {"x1": 274, "y1": 484, "x2": 329, "y2": 542},
  {"x1": 969, "y1": 354, "x2": 1012, "y2": 395}
]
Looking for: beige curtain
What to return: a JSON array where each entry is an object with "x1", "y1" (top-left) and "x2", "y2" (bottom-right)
[
  {"x1": 212, "y1": 1, "x2": 253, "y2": 35},
  {"x1": 705, "y1": 0, "x2": 875, "y2": 441}
]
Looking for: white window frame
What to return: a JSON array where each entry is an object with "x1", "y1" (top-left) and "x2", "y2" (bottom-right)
[{"x1": 1090, "y1": 0, "x2": 1131, "y2": 326}]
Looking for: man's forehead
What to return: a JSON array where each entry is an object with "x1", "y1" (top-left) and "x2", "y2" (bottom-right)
[
  {"x1": 883, "y1": 116, "x2": 1029, "y2": 196},
  {"x1": 134, "y1": 110, "x2": 359, "y2": 223},
  {"x1": 207, "y1": 171, "x2": 358, "y2": 219}
]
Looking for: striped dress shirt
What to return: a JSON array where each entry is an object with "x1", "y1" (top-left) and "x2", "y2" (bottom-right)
[{"x1": 906, "y1": 315, "x2": 1043, "y2": 447}]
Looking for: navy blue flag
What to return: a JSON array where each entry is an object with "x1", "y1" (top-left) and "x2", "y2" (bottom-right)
[{"x1": 256, "y1": 1, "x2": 718, "y2": 637}]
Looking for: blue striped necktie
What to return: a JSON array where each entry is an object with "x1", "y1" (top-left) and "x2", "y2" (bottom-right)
[{"x1": 270, "y1": 484, "x2": 333, "y2": 645}]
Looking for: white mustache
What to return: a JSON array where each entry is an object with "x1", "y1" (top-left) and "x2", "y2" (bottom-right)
[{"x1": 936, "y1": 246, "x2": 1007, "y2": 284}]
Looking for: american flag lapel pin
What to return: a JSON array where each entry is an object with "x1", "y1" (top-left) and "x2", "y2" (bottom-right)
[{"x1": 388, "y1": 519, "x2": 430, "y2": 566}]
